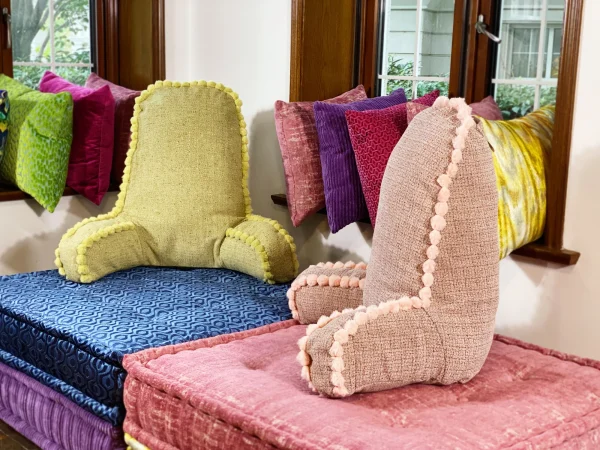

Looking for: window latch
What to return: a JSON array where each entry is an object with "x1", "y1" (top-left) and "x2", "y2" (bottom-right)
[
  {"x1": 2, "y1": 7, "x2": 11, "y2": 49},
  {"x1": 475, "y1": 14, "x2": 501, "y2": 44}
]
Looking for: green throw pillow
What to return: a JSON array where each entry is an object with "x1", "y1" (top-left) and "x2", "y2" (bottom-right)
[
  {"x1": 0, "y1": 75, "x2": 73, "y2": 212},
  {"x1": 0, "y1": 90, "x2": 8, "y2": 166}
]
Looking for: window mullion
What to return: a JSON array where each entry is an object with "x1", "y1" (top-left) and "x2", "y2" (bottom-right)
[
  {"x1": 534, "y1": 0, "x2": 549, "y2": 109},
  {"x1": 49, "y1": 0, "x2": 55, "y2": 72},
  {"x1": 413, "y1": 0, "x2": 422, "y2": 99}
]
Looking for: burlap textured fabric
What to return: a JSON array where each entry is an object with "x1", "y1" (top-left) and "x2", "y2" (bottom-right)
[
  {"x1": 299, "y1": 101, "x2": 499, "y2": 397},
  {"x1": 290, "y1": 265, "x2": 366, "y2": 324},
  {"x1": 56, "y1": 82, "x2": 297, "y2": 284}
]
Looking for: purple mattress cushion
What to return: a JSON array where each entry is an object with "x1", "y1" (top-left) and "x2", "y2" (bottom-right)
[
  {"x1": 123, "y1": 321, "x2": 600, "y2": 450},
  {"x1": 314, "y1": 89, "x2": 407, "y2": 232},
  {"x1": 0, "y1": 361, "x2": 124, "y2": 450}
]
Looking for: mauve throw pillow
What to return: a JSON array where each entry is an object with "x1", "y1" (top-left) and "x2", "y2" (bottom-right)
[
  {"x1": 40, "y1": 71, "x2": 115, "y2": 205},
  {"x1": 86, "y1": 73, "x2": 141, "y2": 185},
  {"x1": 346, "y1": 90, "x2": 439, "y2": 225},
  {"x1": 470, "y1": 95, "x2": 503, "y2": 120},
  {"x1": 275, "y1": 86, "x2": 367, "y2": 227},
  {"x1": 314, "y1": 88, "x2": 408, "y2": 233}
]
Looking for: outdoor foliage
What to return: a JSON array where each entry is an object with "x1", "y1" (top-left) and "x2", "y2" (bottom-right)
[
  {"x1": 12, "y1": 0, "x2": 91, "y2": 88},
  {"x1": 386, "y1": 57, "x2": 449, "y2": 99},
  {"x1": 387, "y1": 56, "x2": 557, "y2": 120}
]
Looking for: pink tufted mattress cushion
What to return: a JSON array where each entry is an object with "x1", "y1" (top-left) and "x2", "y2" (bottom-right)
[{"x1": 123, "y1": 321, "x2": 600, "y2": 450}]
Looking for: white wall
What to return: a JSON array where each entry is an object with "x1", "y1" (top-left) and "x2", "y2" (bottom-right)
[{"x1": 1, "y1": 0, "x2": 598, "y2": 361}]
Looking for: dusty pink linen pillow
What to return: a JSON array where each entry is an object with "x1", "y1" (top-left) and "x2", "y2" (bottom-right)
[
  {"x1": 406, "y1": 101, "x2": 430, "y2": 124},
  {"x1": 40, "y1": 71, "x2": 115, "y2": 205},
  {"x1": 275, "y1": 86, "x2": 367, "y2": 227},
  {"x1": 346, "y1": 90, "x2": 439, "y2": 225},
  {"x1": 470, "y1": 95, "x2": 503, "y2": 120},
  {"x1": 85, "y1": 73, "x2": 141, "y2": 184}
]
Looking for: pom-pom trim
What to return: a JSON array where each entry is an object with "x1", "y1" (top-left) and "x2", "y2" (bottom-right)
[
  {"x1": 73, "y1": 222, "x2": 136, "y2": 283},
  {"x1": 247, "y1": 215, "x2": 299, "y2": 277},
  {"x1": 225, "y1": 227, "x2": 276, "y2": 284},
  {"x1": 297, "y1": 97, "x2": 475, "y2": 397},
  {"x1": 287, "y1": 261, "x2": 367, "y2": 321}
]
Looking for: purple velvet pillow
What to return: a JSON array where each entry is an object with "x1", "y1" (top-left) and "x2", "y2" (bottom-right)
[
  {"x1": 86, "y1": 73, "x2": 141, "y2": 184},
  {"x1": 314, "y1": 89, "x2": 408, "y2": 232},
  {"x1": 40, "y1": 71, "x2": 115, "y2": 205}
]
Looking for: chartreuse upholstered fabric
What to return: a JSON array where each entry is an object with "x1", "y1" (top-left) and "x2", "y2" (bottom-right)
[
  {"x1": 56, "y1": 81, "x2": 298, "y2": 284},
  {"x1": 479, "y1": 105, "x2": 554, "y2": 259},
  {"x1": 0, "y1": 75, "x2": 73, "y2": 212}
]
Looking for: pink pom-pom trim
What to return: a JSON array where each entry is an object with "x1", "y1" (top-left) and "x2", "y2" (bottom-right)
[{"x1": 430, "y1": 230, "x2": 442, "y2": 246}]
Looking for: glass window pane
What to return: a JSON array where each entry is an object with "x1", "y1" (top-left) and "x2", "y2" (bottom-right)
[
  {"x1": 416, "y1": 80, "x2": 448, "y2": 98},
  {"x1": 494, "y1": 84, "x2": 536, "y2": 119},
  {"x1": 540, "y1": 86, "x2": 557, "y2": 108},
  {"x1": 55, "y1": 65, "x2": 91, "y2": 85},
  {"x1": 12, "y1": 65, "x2": 49, "y2": 89},
  {"x1": 11, "y1": 0, "x2": 51, "y2": 63},
  {"x1": 387, "y1": 78, "x2": 413, "y2": 98},
  {"x1": 53, "y1": 0, "x2": 92, "y2": 64},
  {"x1": 11, "y1": 0, "x2": 93, "y2": 87},
  {"x1": 418, "y1": 0, "x2": 454, "y2": 77},
  {"x1": 493, "y1": 0, "x2": 564, "y2": 112},
  {"x1": 379, "y1": 0, "x2": 453, "y2": 95},
  {"x1": 384, "y1": 0, "x2": 417, "y2": 78}
]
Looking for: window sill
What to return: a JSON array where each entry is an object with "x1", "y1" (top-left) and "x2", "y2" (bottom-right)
[
  {"x1": 271, "y1": 193, "x2": 580, "y2": 266},
  {"x1": 0, "y1": 184, "x2": 119, "y2": 203}
]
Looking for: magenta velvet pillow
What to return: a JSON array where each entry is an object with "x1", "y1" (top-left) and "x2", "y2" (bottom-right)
[
  {"x1": 86, "y1": 73, "x2": 141, "y2": 185},
  {"x1": 275, "y1": 86, "x2": 367, "y2": 227},
  {"x1": 470, "y1": 95, "x2": 503, "y2": 120},
  {"x1": 40, "y1": 71, "x2": 115, "y2": 205},
  {"x1": 345, "y1": 90, "x2": 439, "y2": 226}
]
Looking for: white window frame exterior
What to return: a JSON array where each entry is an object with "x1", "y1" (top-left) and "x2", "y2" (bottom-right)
[
  {"x1": 378, "y1": 0, "x2": 450, "y2": 99},
  {"x1": 492, "y1": 0, "x2": 561, "y2": 110},
  {"x1": 12, "y1": 0, "x2": 94, "y2": 77}
]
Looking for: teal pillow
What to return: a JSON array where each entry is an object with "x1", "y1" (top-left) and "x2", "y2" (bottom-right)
[
  {"x1": 0, "y1": 90, "x2": 8, "y2": 166},
  {"x1": 0, "y1": 75, "x2": 73, "y2": 212}
]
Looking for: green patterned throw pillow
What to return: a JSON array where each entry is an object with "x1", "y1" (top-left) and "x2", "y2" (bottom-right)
[
  {"x1": 0, "y1": 90, "x2": 8, "y2": 166},
  {"x1": 0, "y1": 75, "x2": 73, "y2": 212}
]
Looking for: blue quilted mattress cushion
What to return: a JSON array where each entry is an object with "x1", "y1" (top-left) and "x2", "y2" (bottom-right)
[{"x1": 0, "y1": 267, "x2": 291, "y2": 425}]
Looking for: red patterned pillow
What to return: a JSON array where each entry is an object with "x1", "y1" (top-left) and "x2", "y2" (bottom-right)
[
  {"x1": 275, "y1": 86, "x2": 367, "y2": 227},
  {"x1": 346, "y1": 90, "x2": 439, "y2": 225}
]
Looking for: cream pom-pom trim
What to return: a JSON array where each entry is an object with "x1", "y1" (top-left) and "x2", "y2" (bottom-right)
[
  {"x1": 287, "y1": 261, "x2": 368, "y2": 320},
  {"x1": 296, "y1": 97, "x2": 475, "y2": 397}
]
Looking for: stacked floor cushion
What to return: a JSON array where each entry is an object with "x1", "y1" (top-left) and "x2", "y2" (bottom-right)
[
  {"x1": 0, "y1": 267, "x2": 291, "y2": 449},
  {"x1": 124, "y1": 321, "x2": 600, "y2": 450}
]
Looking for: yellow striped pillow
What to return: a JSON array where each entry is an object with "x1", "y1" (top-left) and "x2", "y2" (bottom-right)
[{"x1": 478, "y1": 106, "x2": 554, "y2": 259}]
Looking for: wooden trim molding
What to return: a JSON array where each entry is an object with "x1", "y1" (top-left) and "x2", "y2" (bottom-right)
[
  {"x1": 289, "y1": 0, "x2": 361, "y2": 102},
  {"x1": 542, "y1": 0, "x2": 583, "y2": 251}
]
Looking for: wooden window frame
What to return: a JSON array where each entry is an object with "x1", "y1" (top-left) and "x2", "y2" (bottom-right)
[
  {"x1": 0, "y1": 0, "x2": 165, "y2": 203},
  {"x1": 277, "y1": 0, "x2": 583, "y2": 265}
]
